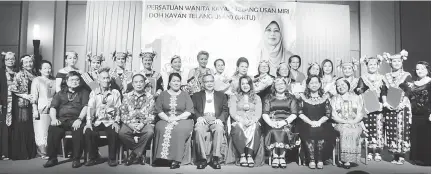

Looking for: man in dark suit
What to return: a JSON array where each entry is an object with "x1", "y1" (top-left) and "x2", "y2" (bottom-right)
[{"x1": 192, "y1": 74, "x2": 228, "y2": 169}]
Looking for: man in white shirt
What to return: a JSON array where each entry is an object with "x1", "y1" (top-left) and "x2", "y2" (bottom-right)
[{"x1": 191, "y1": 74, "x2": 228, "y2": 169}]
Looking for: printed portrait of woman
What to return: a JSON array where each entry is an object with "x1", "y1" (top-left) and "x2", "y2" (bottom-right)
[{"x1": 258, "y1": 15, "x2": 294, "y2": 77}]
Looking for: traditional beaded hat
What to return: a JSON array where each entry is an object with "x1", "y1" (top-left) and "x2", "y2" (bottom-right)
[
  {"x1": 336, "y1": 58, "x2": 359, "y2": 72},
  {"x1": 382, "y1": 49, "x2": 408, "y2": 63},
  {"x1": 139, "y1": 47, "x2": 157, "y2": 60},
  {"x1": 86, "y1": 52, "x2": 105, "y2": 62}
]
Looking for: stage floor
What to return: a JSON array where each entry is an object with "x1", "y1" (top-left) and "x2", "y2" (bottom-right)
[{"x1": 0, "y1": 146, "x2": 430, "y2": 174}]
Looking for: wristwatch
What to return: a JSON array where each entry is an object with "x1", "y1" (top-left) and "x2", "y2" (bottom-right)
[{"x1": 285, "y1": 119, "x2": 290, "y2": 124}]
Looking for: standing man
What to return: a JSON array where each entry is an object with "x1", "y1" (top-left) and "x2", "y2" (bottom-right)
[
  {"x1": 83, "y1": 67, "x2": 121, "y2": 167},
  {"x1": 192, "y1": 74, "x2": 228, "y2": 169},
  {"x1": 43, "y1": 71, "x2": 89, "y2": 168},
  {"x1": 118, "y1": 74, "x2": 155, "y2": 166}
]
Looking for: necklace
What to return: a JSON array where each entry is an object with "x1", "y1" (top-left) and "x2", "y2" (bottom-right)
[{"x1": 68, "y1": 92, "x2": 78, "y2": 101}]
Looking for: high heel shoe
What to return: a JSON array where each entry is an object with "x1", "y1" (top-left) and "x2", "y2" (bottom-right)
[
  {"x1": 343, "y1": 162, "x2": 351, "y2": 169},
  {"x1": 374, "y1": 154, "x2": 382, "y2": 162},
  {"x1": 279, "y1": 157, "x2": 287, "y2": 169},
  {"x1": 240, "y1": 154, "x2": 247, "y2": 167},
  {"x1": 247, "y1": 155, "x2": 255, "y2": 168},
  {"x1": 316, "y1": 161, "x2": 323, "y2": 169},
  {"x1": 271, "y1": 157, "x2": 279, "y2": 168},
  {"x1": 170, "y1": 161, "x2": 180, "y2": 169},
  {"x1": 396, "y1": 157, "x2": 405, "y2": 165},
  {"x1": 308, "y1": 161, "x2": 316, "y2": 169},
  {"x1": 367, "y1": 153, "x2": 373, "y2": 161}
]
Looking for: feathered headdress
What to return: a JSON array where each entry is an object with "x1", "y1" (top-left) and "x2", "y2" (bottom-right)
[
  {"x1": 111, "y1": 50, "x2": 132, "y2": 60},
  {"x1": 1, "y1": 51, "x2": 15, "y2": 60},
  {"x1": 383, "y1": 49, "x2": 408, "y2": 63},
  {"x1": 86, "y1": 52, "x2": 105, "y2": 62},
  {"x1": 360, "y1": 55, "x2": 383, "y2": 65},
  {"x1": 308, "y1": 62, "x2": 320, "y2": 67},
  {"x1": 21, "y1": 55, "x2": 35, "y2": 61},
  {"x1": 65, "y1": 51, "x2": 78, "y2": 58},
  {"x1": 139, "y1": 47, "x2": 157, "y2": 60},
  {"x1": 336, "y1": 58, "x2": 359, "y2": 72}
]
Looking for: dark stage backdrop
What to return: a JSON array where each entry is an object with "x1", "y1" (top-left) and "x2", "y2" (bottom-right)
[{"x1": 400, "y1": 1, "x2": 431, "y2": 74}]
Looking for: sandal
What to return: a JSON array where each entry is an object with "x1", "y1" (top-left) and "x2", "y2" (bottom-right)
[
  {"x1": 367, "y1": 153, "x2": 373, "y2": 161},
  {"x1": 309, "y1": 161, "x2": 316, "y2": 169},
  {"x1": 374, "y1": 154, "x2": 382, "y2": 162},
  {"x1": 343, "y1": 162, "x2": 351, "y2": 169},
  {"x1": 316, "y1": 161, "x2": 323, "y2": 169},
  {"x1": 279, "y1": 157, "x2": 287, "y2": 169},
  {"x1": 271, "y1": 155, "x2": 279, "y2": 168},
  {"x1": 396, "y1": 158, "x2": 405, "y2": 165},
  {"x1": 247, "y1": 155, "x2": 254, "y2": 167},
  {"x1": 240, "y1": 154, "x2": 247, "y2": 167}
]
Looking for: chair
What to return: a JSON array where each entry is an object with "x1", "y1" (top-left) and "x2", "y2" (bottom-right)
[
  {"x1": 118, "y1": 136, "x2": 153, "y2": 165},
  {"x1": 333, "y1": 137, "x2": 368, "y2": 165},
  {"x1": 61, "y1": 131, "x2": 119, "y2": 163}
]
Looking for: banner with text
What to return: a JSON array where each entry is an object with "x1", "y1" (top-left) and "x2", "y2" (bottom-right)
[{"x1": 142, "y1": 1, "x2": 296, "y2": 77}]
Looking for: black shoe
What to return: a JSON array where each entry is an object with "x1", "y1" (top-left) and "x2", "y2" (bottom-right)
[
  {"x1": 72, "y1": 160, "x2": 82, "y2": 168},
  {"x1": 43, "y1": 159, "x2": 58, "y2": 168},
  {"x1": 108, "y1": 159, "x2": 118, "y2": 167},
  {"x1": 125, "y1": 153, "x2": 137, "y2": 166},
  {"x1": 84, "y1": 159, "x2": 98, "y2": 167},
  {"x1": 139, "y1": 155, "x2": 146, "y2": 165},
  {"x1": 170, "y1": 161, "x2": 180, "y2": 169},
  {"x1": 197, "y1": 160, "x2": 207, "y2": 169},
  {"x1": 211, "y1": 157, "x2": 221, "y2": 169}
]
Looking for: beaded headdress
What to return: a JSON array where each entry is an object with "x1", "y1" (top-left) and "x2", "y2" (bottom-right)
[
  {"x1": 86, "y1": 52, "x2": 105, "y2": 62},
  {"x1": 111, "y1": 50, "x2": 132, "y2": 60},
  {"x1": 1, "y1": 51, "x2": 15, "y2": 60},
  {"x1": 336, "y1": 58, "x2": 359, "y2": 72},
  {"x1": 383, "y1": 49, "x2": 408, "y2": 63},
  {"x1": 360, "y1": 55, "x2": 383, "y2": 65},
  {"x1": 139, "y1": 47, "x2": 157, "y2": 60}
]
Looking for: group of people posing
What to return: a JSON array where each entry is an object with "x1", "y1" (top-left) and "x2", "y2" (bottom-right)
[{"x1": 0, "y1": 47, "x2": 429, "y2": 171}]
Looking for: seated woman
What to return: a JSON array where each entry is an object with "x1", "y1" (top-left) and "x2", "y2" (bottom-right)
[
  {"x1": 228, "y1": 76, "x2": 263, "y2": 167},
  {"x1": 297, "y1": 75, "x2": 332, "y2": 169},
  {"x1": 153, "y1": 73, "x2": 194, "y2": 169},
  {"x1": 331, "y1": 78, "x2": 364, "y2": 169},
  {"x1": 262, "y1": 77, "x2": 299, "y2": 169}
]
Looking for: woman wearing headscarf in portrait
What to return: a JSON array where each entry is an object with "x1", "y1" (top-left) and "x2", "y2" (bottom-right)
[
  {"x1": 162, "y1": 55, "x2": 188, "y2": 91},
  {"x1": 138, "y1": 47, "x2": 163, "y2": 97},
  {"x1": 229, "y1": 57, "x2": 250, "y2": 95},
  {"x1": 31, "y1": 60, "x2": 56, "y2": 160},
  {"x1": 186, "y1": 51, "x2": 214, "y2": 95},
  {"x1": 226, "y1": 76, "x2": 264, "y2": 167},
  {"x1": 9, "y1": 54, "x2": 37, "y2": 160},
  {"x1": 382, "y1": 50, "x2": 412, "y2": 165},
  {"x1": 353, "y1": 55, "x2": 387, "y2": 162},
  {"x1": 55, "y1": 51, "x2": 82, "y2": 93},
  {"x1": 321, "y1": 59, "x2": 337, "y2": 97},
  {"x1": 0, "y1": 52, "x2": 17, "y2": 160},
  {"x1": 81, "y1": 52, "x2": 105, "y2": 92},
  {"x1": 253, "y1": 60, "x2": 274, "y2": 103},
  {"x1": 262, "y1": 77, "x2": 299, "y2": 169},
  {"x1": 257, "y1": 15, "x2": 294, "y2": 77},
  {"x1": 336, "y1": 58, "x2": 360, "y2": 92},
  {"x1": 407, "y1": 61, "x2": 431, "y2": 166},
  {"x1": 109, "y1": 51, "x2": 133, "y2": 95}
]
